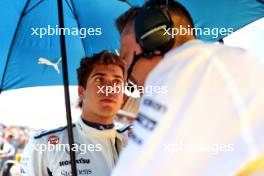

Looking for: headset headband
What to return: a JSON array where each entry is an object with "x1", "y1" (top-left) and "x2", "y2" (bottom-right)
[{"x1": 134, "y1": 0, "x2": 175, "y2": 56}]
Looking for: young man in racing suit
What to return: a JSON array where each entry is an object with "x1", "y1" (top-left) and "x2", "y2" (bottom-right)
[
  {"x1": 112, "y1": 1, "x2": 264, "y2": 175},
  {"x1": 20, "y1": 51, "x2": 128, "y2": 176}
]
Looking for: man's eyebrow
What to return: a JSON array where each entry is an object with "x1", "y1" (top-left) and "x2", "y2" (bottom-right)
[
  {"x1": 113, "y1": 74, "x2": 124, "y2": 79},
  {"x1": 91, "y1": 73, "x2": 123, "y2": 79},
  {"x1": 90, "y1": 73, "x2": 106, "y2": 78}
]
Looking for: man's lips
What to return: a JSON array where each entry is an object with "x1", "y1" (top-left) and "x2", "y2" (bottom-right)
[{"x1": 100, "y1": 98, "x2": 116, "y2": 103}]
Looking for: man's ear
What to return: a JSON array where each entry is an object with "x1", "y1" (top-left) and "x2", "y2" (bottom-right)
[
  {"x1": 121, "y1": 95, "x2": 129, "y2": 108},
  {"x1": 78, "y1": 86, "x2": 85, "y2": 100}
]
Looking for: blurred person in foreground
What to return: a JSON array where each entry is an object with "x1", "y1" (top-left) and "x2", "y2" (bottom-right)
[
  {"x1": 112, "y1": 1, "x2": 264, "y2": 175},
  {"x1": 21, "y1": 51, "x2": 128, "y2": 176}
]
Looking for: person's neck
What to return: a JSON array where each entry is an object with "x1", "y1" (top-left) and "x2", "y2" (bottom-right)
[
  {"x1": 81, "y1": 112, "x2": 113, "y2": 125},
  {"x1": 173, "y1": 37, "x2": 196, "y2": 49}
]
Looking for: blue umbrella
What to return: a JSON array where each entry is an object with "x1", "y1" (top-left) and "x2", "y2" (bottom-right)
[{"x1": 0, "y1": 0, "x2": 142, "y2": 91}]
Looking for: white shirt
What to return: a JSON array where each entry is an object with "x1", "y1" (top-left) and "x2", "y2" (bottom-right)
[
  {"x1": 20, "y1": 117, "x2": 128, "y2": 176},
  {"x1": 112, "y1": 40, "x2": 264, "y2": 176},
  {"x1": 0, "y1": 141, "x2": 15, "y2": 158}
]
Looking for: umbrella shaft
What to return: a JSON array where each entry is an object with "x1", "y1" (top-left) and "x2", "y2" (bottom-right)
[{"x1": 57, "y1": 0, "x2": 78, "y2": 175}]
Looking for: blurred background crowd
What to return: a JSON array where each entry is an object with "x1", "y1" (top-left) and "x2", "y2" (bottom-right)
[{"x1": 0, "y1": 123, "x2": 35, "y2": 175}]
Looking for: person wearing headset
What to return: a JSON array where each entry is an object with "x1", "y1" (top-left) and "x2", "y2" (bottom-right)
[{"x1": 112, "y1": 0, "x2": 264, "y2": 175}]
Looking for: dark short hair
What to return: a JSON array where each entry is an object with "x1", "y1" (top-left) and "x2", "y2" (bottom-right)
[
  {"x1": 77, "y1": 51, "x2": 126, "y2": 108},
  {"x1": 164, "y1": 0, "x2": 194, "y2": 28},
  {"x1": 77, "y1": 50, "x2": 126, "y2": 89},
  {"x1": 115, "y1": 7, "x2": 142, "y2": 34}
]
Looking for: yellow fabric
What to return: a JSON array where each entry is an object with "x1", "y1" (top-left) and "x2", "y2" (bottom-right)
[{"x1": 236, "y1": 155, "x2": 264, "y2": 176}]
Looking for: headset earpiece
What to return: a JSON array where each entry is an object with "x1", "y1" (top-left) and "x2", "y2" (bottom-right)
[{"x1": 134, "y1": 6, "x2": 175, "y2": 55}]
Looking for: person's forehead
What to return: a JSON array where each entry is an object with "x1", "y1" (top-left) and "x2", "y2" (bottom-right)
[{"x1": 91, "y1": 64, "x2": 123, "y2": 77}]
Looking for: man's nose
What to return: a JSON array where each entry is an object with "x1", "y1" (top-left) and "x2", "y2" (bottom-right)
[
  {"x1": 102, "y1": 79, "x2": 115, "y2": 87},
  {"x1": 98, "y1": 80, "x2": 114, "y2": 95}
]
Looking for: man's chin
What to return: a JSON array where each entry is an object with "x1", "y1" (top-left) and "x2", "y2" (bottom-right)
[{"x1": 98, "y1": 106, "x2": 116, "y2": 117}]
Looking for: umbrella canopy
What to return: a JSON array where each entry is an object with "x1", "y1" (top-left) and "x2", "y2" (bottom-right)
[
  {"x1": 178, "y1": 0, "x2": 264, "y2": 40},
  {"x1": 1, "y1": 0, "x2": 263, "y2": 92},
  {"x1": 0, "y1": 0, "x2": 142, "y2": 92}
]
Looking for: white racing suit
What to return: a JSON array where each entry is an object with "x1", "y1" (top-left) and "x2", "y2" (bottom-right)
[
  {"x1": 112, "y1": 40, "x2": 264, "y2": 176},
  {"x1": 20, "y1": 117, "x2": 128, "y2": 176}
]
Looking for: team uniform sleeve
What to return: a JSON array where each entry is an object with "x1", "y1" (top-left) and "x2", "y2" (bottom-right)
[{"x1": 20, "y1": 134, "x2": 49, "y2": 176}]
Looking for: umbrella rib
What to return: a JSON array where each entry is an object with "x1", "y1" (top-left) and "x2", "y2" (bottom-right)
[
  {"x1": 118, "y1": 0, "x2": 133, "y2": 7},
  {"x1": 23, "y1": 0, "x2": 45, "y2": 16},
  {"x1": 65, "y1": 0, "x2": 78, "y2": 20},
  {"x1": 0, "y1": 0, "x2": 31, "y2": 93},
  {"x1": 68, "y1": 0, "x2": 87, "y2": 56},
  {"x1": 257, "y1": 0, "x2": 264, "y2": 4}
]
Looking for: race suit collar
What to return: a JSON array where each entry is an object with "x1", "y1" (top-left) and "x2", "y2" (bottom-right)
[
  {"x1": 81, "y1": 118, "x2": 114, "y2": 130},
  {"x1": 77, "y1": 117, "x2": 117, "y2": 138}
]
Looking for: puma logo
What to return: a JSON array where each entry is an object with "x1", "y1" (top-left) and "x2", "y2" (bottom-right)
[{"x1": 38, "y1": 57, "x2": 62, "y2": 74}]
